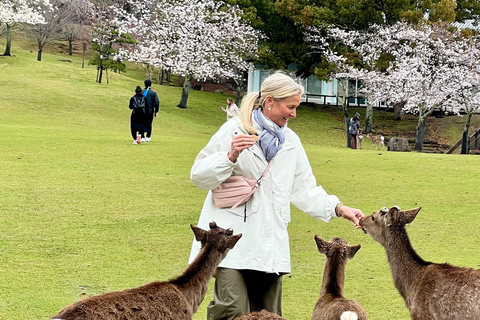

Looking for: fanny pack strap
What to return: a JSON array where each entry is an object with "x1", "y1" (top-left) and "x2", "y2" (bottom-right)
[{"x1": 257, "y1": 160, "x2": 273, "y2": 184}]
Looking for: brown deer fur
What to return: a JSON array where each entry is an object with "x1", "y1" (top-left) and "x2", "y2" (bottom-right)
[
  {"x1": 366, "y1": 133, "x2": 384, "y2": 150},
  {"x1": 311, "y1": 236, "x2": 367, "y2": 320},
  {"x1": 51, "y1": 222, "x2": 242, "y2": 320},
  {"x1": 236, "y1": 310, "x2": 288, "y2": 320},
  {"x1": 360, "y1": 207, "x2": 480, "y2": 320},
  {"x1": 356, "y1": 130, "x2": 364, "y2": 150}
]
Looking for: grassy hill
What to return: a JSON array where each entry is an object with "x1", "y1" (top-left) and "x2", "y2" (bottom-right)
[{"x1": 1, "y1": 37, "x2": 480, "y2": 320}]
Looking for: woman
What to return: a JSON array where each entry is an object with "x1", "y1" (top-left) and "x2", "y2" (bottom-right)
[
  {"x1": 129, "y1": 85, "x2": 148, "y2": 144},
  {"x1": 221, "y1": 97, "x2": 240, "y2": 120},
  {"x1": 349, "y1": 112, "x2": 361, "y2": 149},
  {"x1": 189, "y1": 72, "x2": 364, "y2": 319}
]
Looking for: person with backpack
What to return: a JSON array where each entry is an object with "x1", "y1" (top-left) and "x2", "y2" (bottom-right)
[
  {"x1": 143, "y1": 79, "x2": 160, "y2": 142},
  {"x1": 129, "y1": 86, "x2": 148, "y2": 144},
  {"x1": 349, "y1": 112, "x2": 361, "y2": 149}
]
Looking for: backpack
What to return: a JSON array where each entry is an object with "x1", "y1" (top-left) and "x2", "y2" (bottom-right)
[{"x1": 132, "y1": 95, "x2": 146, "y2": 113}]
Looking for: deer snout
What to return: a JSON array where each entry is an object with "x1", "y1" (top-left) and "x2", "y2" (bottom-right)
[{"x1": 358, "y1": 217, "x2": 367, "y2": 234}]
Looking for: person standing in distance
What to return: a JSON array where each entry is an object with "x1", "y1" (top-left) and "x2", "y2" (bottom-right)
[
  {"x1": 349, "y1": 112, "x2": 361, "y2": 149},
  {"x1": 221, "y1": 97, "x2": 240, "y2": 120},
  {"x1": 143, "y1": 79, "x2": 160, "y2": 142},
  {"x1": 189, "y1": 72, "x2": 364, "y2": 319}
]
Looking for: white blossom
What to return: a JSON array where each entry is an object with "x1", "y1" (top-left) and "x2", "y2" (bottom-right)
[{"x1": 116, "y1": 0, "x2": 261, "y2": 81}]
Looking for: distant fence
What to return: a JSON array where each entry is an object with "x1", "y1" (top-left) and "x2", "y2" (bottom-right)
[
  {"x1": 468, "y1": 128, "x2": 480, "y2": 152},
  {"x1": 302, "y1": 94, "x2": 388, "y2": 108}
]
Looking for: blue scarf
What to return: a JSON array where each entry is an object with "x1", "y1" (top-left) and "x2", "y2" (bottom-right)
[{"x1": 253, "y1": 108, "x2": 285, "y2": 162}]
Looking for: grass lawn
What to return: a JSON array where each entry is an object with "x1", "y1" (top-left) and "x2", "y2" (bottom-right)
[{"x1": 0, "y1": 38, "x2": 480, "y2": 320}]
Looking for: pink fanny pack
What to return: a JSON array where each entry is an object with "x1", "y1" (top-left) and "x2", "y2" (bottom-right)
[{"x1": 212, "y1": 161, "x2": 273, "y2": 210}]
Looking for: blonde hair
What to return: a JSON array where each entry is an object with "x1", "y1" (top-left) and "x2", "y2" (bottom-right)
[{"x1": 240, "y1": 72, "x2": 304, "y2": 134}]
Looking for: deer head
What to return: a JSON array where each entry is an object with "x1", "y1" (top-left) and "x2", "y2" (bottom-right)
[
  {"x1": 190, "y1": 221, "x2": 242, "y2": 252},
  {"x1": 359, "y1": 206, "x2": 422, "y2": 244},
  {"x1": 314, "y1": 236, "x2": 361, "y2": 260}
]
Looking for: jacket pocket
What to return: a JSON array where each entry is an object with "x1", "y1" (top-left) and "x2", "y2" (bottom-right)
[{"x1": 225, "y1": 192, "x2": 262, "y2": 221}]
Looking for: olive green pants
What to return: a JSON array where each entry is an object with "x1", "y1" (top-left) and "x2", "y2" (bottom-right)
[{"x1": 207, "y1": 267, "x2": 283, "y2": 320}]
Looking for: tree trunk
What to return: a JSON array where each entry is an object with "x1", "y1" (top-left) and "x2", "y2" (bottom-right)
[
  {"x1": 159, "y1": 69, "x2": 165, "y2": 85},
  {"x1": 461, "y1": 112, "x2": 473, "y2": 154},
  {"x1": 414, "y1": 115, "x2": 427, "y2": 151},
  {"x1": 177, "y1": 75, "x2": 191, "y2": 109},
  {"x1": 37, "y1": 49, "x2": 43, "y2": 61},
  {"x1": 236, "y1": 85, "x2": 242, "y2": 105},
  {"x1": 166, "y1": 70, "x2": 171, "y2": 82},
  {"x1": 234, "y1": 78, "x2": 242, "y2": 105},
  {"x1": 364, "y1": 103, "x2": 373, "y2": 134},
  {"x1": 337, "y1": 80, "x2": 350, "y2": 148},
  {"x1": 3, "y1": 23, "x2": 12, "y2": 56},
  {"x1": 98, "y1": 59, "x2": 104, "y2": 84},
  {"x1": 68, "y1": 39, "x2": 73, "y2": 55},
  {"x1": 393, "y1": 101, "x2": 406, "y2": 120}
]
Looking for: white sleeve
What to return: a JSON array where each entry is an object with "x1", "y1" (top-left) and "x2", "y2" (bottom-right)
[{"x1": 190, "y1": 123, "x2": 237, "y2": 190}]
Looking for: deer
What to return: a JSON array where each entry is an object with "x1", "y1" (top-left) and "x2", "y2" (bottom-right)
[
  {"x1": 51, "y1": 222, "x2": 242, "y2": 320},
  {"x1": 366, "y1": 133, "x2": 384, "y2": 150},
  {"x1": 359, "y1": 206, "x2": 480, "y2": 320},
  {"x1": 311, "y1": 236, "x2": 367, "y2": 320},
  {"x1": 357, "y1": 129, "x2": 364, "y2": 150},
  {"x1": 236, "y1": 310, "x2": 288, "y2": 319}
]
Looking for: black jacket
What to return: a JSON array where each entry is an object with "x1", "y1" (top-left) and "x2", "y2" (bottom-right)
[{"x1": 143, "y1": 88, "x2": 160, "y2": 114}]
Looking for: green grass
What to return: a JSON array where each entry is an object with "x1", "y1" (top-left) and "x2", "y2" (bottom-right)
[{"x1": 1, "y1": 38, "x2": 480, "y2": 320}]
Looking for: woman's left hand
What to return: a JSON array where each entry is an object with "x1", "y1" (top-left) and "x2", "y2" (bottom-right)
[{"x1": 337, "y1": 205, "x2": 364, "y2": 229}]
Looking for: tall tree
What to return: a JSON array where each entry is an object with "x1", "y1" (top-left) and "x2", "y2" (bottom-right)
[
  {"x1": 61, "y1": 0, "x2": 93, "y2": 55},
  {"x1": 316, "y1": 22, "x2": 477, "y2": 151},
  {"x1": 26, "y1": 0, "x2": 71, "y2": 61},
  {"x1": 0, "y1": 0, "x2": 50, "y2": 56},
  {"x1": 88, "y1": 1, "x2": 135, "y2": 83},
  {"x1": 118, "y1": 0, "x2": 260, "y2": 109},
  {"x1": 448, "y1": 37, "x2": 480, "y2": 153}
]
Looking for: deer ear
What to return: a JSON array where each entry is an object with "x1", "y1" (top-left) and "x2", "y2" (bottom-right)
[
  {"x1": 228, "y1": 233, "x2": 242, "y2": 249},
  {"x1": 386, "y1": 206, "x2": 400, "y2": 226},
  {"x1": 191, "y1": 224, "x2": 207, "y2": 242},
  {"x1": 314, "y1": 235, "x2": 329, "y2": 254},
  {"x1": 401, "y1": 207, "x2": 421, "y2": 224},
  {"x1": 347, "y1": 244, "x2": 361, "y2": 259}
]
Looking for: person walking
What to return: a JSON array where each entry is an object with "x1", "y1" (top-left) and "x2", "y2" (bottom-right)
[
  {"x1": 221, "y1": 97, "x2": 239, "y2": 120},
  {"x1": 189, "y1": 72, "x2": 364, "y2": 319},
  {"x1": 129, "y1": 86, "x2": 148, "y2": 144},
  {"x1": 349, "y1": 112, "x2": 361, "y2": 149},
  {"x1": 143, "y1": 79, "x2": 160, "y2": 142}
]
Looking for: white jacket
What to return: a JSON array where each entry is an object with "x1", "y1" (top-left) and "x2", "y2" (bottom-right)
[{"x1": 188, "y1": 118, "x2": 340, "y2": 274}]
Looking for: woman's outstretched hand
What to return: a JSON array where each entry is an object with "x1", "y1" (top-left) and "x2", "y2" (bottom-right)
[{"x1": 337, "y1": 205, "x2": 365, "y2": 229}]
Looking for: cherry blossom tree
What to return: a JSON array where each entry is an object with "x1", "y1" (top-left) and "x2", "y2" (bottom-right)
[
  {"x1": 61, "y1": 0, "x2": 93, "y2": 55},
  {"x1": 117, "y1": 0, "x2": 261, "y2": 109},
  {"x1": 88, "y1": 2, "x2": 135, "y2": 83},
  {"x1": 306, "y1": 26, "x2": 387, "y2": 144},
  {"x1": 447, "y1": 37, "x2": 480, "y2": 153},
  {"x1": 372, "y1": 23, "x2": 473, "y2": 151},
  {"x1": 0, "y1": 0, "x2": 51, "y2": 56},
  {"x1": 310, "y1": 22, "x2": 479, "y2": 151},
  {"x1": 26, "y1": 0, "x2": 76, "y2": 61}
]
